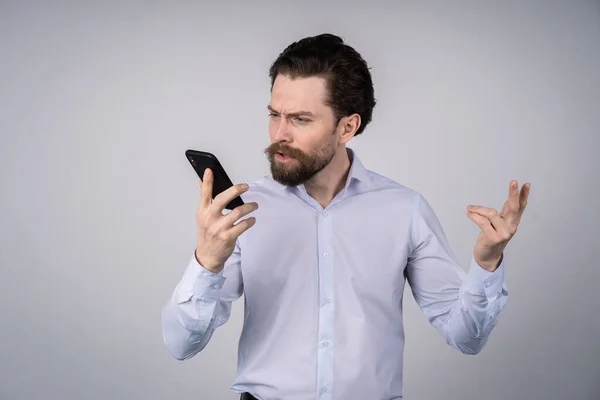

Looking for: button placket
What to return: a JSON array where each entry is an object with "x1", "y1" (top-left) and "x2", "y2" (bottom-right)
[{"x1": 316, "y1": 211, "x2": 334, "y2": 399}]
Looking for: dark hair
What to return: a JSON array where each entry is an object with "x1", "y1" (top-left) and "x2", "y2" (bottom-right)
[{"x1": 269, "y1": 33, "x2": 376, "y2": 137}]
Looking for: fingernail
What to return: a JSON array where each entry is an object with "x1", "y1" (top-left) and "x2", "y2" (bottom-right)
[{"x1": 240, "y1": 184, "x2": 248, "y2": 189}]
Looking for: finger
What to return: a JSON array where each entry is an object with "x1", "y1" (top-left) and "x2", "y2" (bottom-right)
[
  {"x1": 466, "y1": 211, "x2": 496, "y2": 237},
  {"x1": 229, "y1": 216, "x2": 257, "y2": 238},
  {"x1": 466, "y1": 206, "x2": 505, "y2": 231},
  {"x1": 211, "y1": 183, "x2": 250, "y2": 214},
  {"x1": 519, "y1": 183, "x2": 531, "y2": 215},
  {"x1": 500, "y1": 180, "x2": 520, "y2": 219},
  {"x1": 219, "y1": 202, "x2": 259, "y2": 228},
  {"x1": 468, "y1": 205, "x2": 515, "y2": 239},
  {"x1": 200, "y1": 168, "x2": 213, "y2": 209}
]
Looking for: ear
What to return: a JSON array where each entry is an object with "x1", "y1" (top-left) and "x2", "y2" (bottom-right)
[{"x1": 338, "y1": 113, "x2": 361, "y2": 144}]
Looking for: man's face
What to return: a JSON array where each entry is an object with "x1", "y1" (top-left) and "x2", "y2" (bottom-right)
[{"x1": 264, "y1": 74, "x2": 340, "y2": 187}]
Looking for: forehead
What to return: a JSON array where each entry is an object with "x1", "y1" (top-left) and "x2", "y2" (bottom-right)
[{"x1": 269, "y1": 75, "x2": 330, "y2": 114}]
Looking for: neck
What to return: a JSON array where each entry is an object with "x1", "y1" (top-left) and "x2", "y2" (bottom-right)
[{"x1": 304, "y1": 147, "x2": 351, "y2": 208}]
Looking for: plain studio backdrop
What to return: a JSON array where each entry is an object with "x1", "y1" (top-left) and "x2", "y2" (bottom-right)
[{"x1": 1, "y1": 1, "x2": 599, "y2": 399}]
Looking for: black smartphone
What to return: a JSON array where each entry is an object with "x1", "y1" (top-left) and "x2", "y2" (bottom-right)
[{"x1": 185, "y1": 149, "x2": 245, "y2": 210}]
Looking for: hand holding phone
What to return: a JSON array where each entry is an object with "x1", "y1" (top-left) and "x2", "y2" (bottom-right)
[{"x1": 186, "y1": 150, "x2": 259, "y2": 273}]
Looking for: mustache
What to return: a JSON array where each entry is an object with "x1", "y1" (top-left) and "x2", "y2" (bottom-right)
[{"x1": 265, "y1": 143, "x2": 304, "y2": 159}]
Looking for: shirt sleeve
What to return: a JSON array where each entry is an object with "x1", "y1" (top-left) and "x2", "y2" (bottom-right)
[
  {"x1": 405, "y1": 192, "x2": 509, "y2": 355},
  {"x1": 161, "y1": 241, "x2": 243, "y2": 360}
]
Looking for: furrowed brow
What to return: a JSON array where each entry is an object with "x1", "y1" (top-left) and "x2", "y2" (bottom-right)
[{"x1": 267, "y1": 105, "x2": 314, "y2": 118}]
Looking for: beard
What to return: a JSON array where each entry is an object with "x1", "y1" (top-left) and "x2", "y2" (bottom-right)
[{"x1": 264, "y1": 138, "x2": 337, "y2": 187}]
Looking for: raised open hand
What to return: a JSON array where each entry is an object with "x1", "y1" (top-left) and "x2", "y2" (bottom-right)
[{"x1": 466, "y1": 180, "x2": 531, "y2": 271}]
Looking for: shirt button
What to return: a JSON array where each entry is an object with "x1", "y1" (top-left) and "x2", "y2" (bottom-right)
[
  {"x1": 322, "y1": 211, "x2": 328, "y2": 216},
  {"x1": 320, "y1": 387, "x2": 328, "y2": 394},
  {"x1": 322, "y1": 341, "x2": 329, "y2": 348},
  {"x1": 485, "y1": 282, "x2": 491, "y2": 287},
  {"x1": 323, "y1": 253, "x2": 329, "y2": 258},
  {"x1": 321, "y1": 298, "x2": 331, "y2": 307}
]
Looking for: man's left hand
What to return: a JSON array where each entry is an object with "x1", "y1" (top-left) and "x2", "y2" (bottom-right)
[{"x1": 466, "y1": 180, "x2": 531, "y2": 272}]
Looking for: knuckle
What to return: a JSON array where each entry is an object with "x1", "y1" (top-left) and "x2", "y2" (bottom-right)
[
  {"x1": 243, "y1": 218, "x2": 256, "y2": 229},
  {"x1": 238, "y1": 204, "x2": 254, "y2": 217},
  {"x1": 207, "y1": 224, "x2": 219, "y2": 236},
  {"x1": 218, "y1": 231, "x2": 232, "y2": 242},
  {"x1": 229, "y1": 208, "x2": 242, "y2": 220},
  {"x1": 239, "y1": 217, "x2": 253, "y2": 227},
  {"x1": 201, "y1": 220, "x2": 211, "y2": 231}
]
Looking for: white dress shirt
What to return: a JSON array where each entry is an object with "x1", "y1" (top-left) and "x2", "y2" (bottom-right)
[{"x1": 162, "y1": 147, "x2": 508, "y2": 400}]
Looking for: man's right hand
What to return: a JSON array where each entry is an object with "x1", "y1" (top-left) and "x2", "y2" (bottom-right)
[{"x1": 195, "y1": 168, "x2": 259, "y2": 274}]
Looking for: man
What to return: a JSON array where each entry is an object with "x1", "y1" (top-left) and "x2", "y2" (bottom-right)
[{"x1": 162, "y1": 33, "x2": 531, "y2": 400}]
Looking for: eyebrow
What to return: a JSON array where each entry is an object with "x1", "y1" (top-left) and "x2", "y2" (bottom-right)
[{"x1": 267, "y1": 105, "x2": 315, "y2": 118}]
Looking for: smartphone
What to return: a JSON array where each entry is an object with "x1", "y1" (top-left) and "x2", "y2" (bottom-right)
[{"x1": 185, "y1": 149, "x2": 245, "y2": 210}]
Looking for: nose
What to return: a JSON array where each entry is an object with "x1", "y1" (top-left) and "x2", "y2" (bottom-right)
[{"x1": 272, "y1": 117, "x2": 292, "y2": 143}]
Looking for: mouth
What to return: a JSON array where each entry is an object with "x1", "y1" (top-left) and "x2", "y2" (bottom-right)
[{"x1": 275, "y1": 152, "x2": 294, "y2": 162}]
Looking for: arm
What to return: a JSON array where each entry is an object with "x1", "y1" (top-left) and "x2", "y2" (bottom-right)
[
  {"x1": 161, "y1": 241, "x2": 243, "y2": 360},
  {"x1": 405, "y1": 193, "x2": 508, "y2": 355}
]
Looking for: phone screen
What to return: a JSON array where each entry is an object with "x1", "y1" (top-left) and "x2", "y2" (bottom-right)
[{"x1": 185, "y1": 149, "x2": 245, "y2": 210}]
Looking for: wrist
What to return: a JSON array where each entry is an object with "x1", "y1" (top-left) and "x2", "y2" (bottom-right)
[
  {"x1": 476, "y1": 253, "x2": 503, "y2": 272},
  {"x1": 194, "y1": 249, "x2": 224, "y2": 274}
]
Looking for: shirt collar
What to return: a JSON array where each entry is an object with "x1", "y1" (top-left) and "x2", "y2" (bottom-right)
[{"x1": 268, "y1": 147, "x2": 372, "y2": 192}]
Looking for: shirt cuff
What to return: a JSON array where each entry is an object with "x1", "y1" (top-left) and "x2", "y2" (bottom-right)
[
  {"x1": 463, "y1": 253, "x2": 506, "y2": 299},
  {"x1": 176, "y1": 251, "x2": 227, "y2": 303}
]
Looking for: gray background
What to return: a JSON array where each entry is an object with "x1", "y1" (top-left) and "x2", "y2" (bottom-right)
[{"x1": 1, "y1": 1, "x2": 599, "y2": 399}]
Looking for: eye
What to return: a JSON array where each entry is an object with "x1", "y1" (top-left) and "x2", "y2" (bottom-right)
[
  {"x1": 268, "y1": 112, "x2": 280, "y2": 119},
  {"x1": 294, "y1": 117, "x2": 309, "y2": 124}
]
